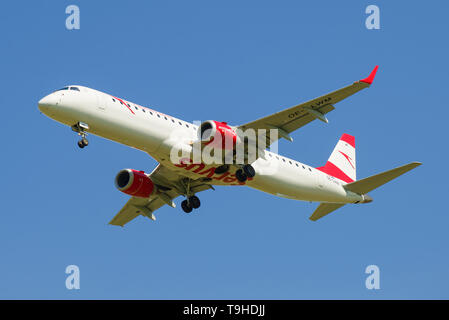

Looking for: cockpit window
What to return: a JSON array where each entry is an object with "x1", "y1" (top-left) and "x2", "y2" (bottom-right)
[
  {"x1": 70, "y1": 87, "x2": 80, "y2": 91},
  {"x1": 54, "y1": 87, "x2": 69, "y2": 92}
]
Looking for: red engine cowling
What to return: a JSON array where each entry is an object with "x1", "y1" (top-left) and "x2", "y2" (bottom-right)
[
  {"x1": 114, "y1": 169, "x2": 154, "y2": 198},
  {"x1": 199, "y1": 120, "x2": 238, "y2": 150}
]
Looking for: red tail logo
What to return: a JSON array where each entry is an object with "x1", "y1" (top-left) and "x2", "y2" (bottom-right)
[{"x1": 339, "y1": 151, "x2": 355, "y2": 169}]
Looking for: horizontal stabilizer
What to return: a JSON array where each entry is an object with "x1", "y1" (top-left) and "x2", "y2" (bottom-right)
[
  {"x1": 309, "y1": 203, "x2": 346, "y2": 221},
  {"x1": 343, "y1": 162, "x2": 422, "y2": 195}
]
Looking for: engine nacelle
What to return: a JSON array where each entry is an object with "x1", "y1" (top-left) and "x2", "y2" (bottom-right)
[
  {"x1": 198, "y1": 120, "x2": 238, "y2": 150},
  {"x1": 114, "y1": 169, "x2": 154, "y2": 198}
]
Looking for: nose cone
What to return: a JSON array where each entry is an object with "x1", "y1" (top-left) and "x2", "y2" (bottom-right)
[{"x1": 38, "y1": 93, "x2": 58, "y2": 114}]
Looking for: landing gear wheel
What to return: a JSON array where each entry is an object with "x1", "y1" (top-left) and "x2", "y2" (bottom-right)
[
  {"x1": 77, "y1": 138, "x2": 88, "y2": 148},
  {"x1": 235, "y1": 169, "x2": 247, "y2": 182},
  {"x1": 189, "y1": 195, "x2": 201, "y2": 209},
  {"x1": 243, "y1": 164, "x2": 256, "y2": 178},
  {"x1": 214, "y1": 164, "x2": 230, "y2": 175},
  {"x1": 181, "y1": 200, "x2": 193, "y2": 213},
  {"x1": 72, "y1": 122, "x2": 90, "y2": 150}
]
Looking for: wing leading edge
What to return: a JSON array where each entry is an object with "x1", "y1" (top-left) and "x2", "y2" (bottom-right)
[{"x1": 238, "y1": 66, "x2": 379, "y2": 146}]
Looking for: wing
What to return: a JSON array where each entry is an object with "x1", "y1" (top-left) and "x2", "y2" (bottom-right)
[
  {"x1": 238, "y1": 66, "x2": 378, "y2": 146},
  {"x1": 109, "y1": 164, "x2": 213, "y2": 227}
]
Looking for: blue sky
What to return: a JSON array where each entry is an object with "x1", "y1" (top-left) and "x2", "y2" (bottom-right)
[{"x1": 0, "y1": 0, "x2": 448, "y2": 299}]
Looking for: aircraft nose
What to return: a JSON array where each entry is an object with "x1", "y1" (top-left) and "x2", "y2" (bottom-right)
[{"x1": 38, "y1": 93, "x2": 58, "y2": 113}]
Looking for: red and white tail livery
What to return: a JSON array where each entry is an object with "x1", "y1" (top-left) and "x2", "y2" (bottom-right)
[
  {"x1": 318, "y1": 134, "x2": 356, "y2": 184},
  {"x1": 38, "y1": 65, "x2": 422, "y2": 225}
]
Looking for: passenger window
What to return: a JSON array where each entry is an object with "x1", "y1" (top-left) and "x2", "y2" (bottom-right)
[
  {"x1": 172, "y1": 119, "x2": 175, "y2": 123},
  {"x1": 295, "y1": 163, "x2": 298, "y2": 167},
  {"x1": 142, "y1": 109, "x2": 145, "y2": 112},
  {"x1": 112, "y1": 98, "x2": 115, "y2": 102},
  {"x1": 302, "y1": 165, "x2": 305, "y2": 169},
  {"x1": 282, "y1": 158, "x2": 286, "y2": 162},
  {"x1": 289, "y1": 161, "x2": 292, "y2": 165},
  {"x1": 186, "y1": 124, "x2": 189, "y2": 128},
  {"x1": 149, "y1": 111, "x2": 153, "y2": 115},
  {"x1": 179, "y1": 121, "x2": 182, "y2": 125},
  {"x1": 164, "y1": 116, "x2": 168, "y2": 120},
  {"x1": 309, "y1": 168, "x2": 312, "y2": 172}
]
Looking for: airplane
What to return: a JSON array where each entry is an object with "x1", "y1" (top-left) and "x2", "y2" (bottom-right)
[{"x1": 38, "y1": 66, "x2": 421, "y2": 226}]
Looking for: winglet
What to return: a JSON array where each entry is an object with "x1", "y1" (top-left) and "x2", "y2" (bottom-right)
[{"x1": 359, "y1": 65, "x2": 379, "y2": 85}]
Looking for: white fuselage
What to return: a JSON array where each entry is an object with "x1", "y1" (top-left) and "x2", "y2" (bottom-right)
[{"x1": 38, "y1": 85, "x2": 364, "y2": 204}]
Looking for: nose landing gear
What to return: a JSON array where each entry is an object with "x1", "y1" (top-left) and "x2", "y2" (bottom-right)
[
  {"x1": 72, "y1": 122, "x2": 90, "y2": 149},
  {"x1": 77, "y1": 138, "x2": 89, "y2": 149},
  {"x1": 77, "y1": 138, "x2": 88, "y2": 148}
]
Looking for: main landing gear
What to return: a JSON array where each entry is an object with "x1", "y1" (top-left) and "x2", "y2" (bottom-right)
[
  {"x1": 181, "y1": 195, "x2": 201, "y2": 213},
  {"x1": 72, "y1": 122, "x2": 90, "y2": 149},
  {"x1": 235, "y1": 164, "x2": 256, "y2": 183},
  {"x1": 180, "y1": 178, "x2": 201, "y2": 213}
]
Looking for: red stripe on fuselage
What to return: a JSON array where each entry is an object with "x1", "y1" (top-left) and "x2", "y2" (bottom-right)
[
  {"x1": 317, "y1": 161, "x2": 354, "y2": 183},
  {"x1": 113, "y1": 96, "x2": 135, "y2": 114}
]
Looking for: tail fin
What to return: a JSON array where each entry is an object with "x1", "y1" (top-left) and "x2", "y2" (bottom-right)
[
  {"x1": 343, "y1": 162, "x2": 422, "y2": 194},
  {"x1": 317, "y1": 133, "x2": 356, "y2": 183}
]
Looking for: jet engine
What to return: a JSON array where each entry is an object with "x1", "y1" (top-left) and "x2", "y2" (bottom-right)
[
  {"x1": 114, "y1": 169, "x2": 154, "y2": 198},
  {"x1": 198, "y1": 120, "x2": 239, "y2": 150}
]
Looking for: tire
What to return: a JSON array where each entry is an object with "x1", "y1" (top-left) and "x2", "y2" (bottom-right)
[
  {"x1": 81, "y1": 138, "x2": 89, "y2": 147},
  {"x1": 235, "y1": 169, "x2": 247, "y2": 182},
  {"x1": 214, "y1": 164, "x2": 229, "y2": 175},
  {"x1": 181, "y1": 199, "x2": 193, "y2": 213},
  {"x1": 77, "y1": 140, "x2": 85, "y2": 149},
  {"x1": 243, "y1": 164, "x2": 256, "y2": 178},
  {"x1": 189, "y1": 195, "x2": 201, "y2": 209}
]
